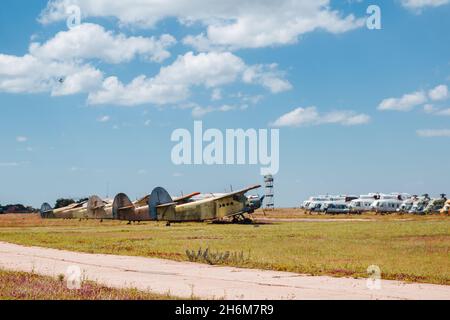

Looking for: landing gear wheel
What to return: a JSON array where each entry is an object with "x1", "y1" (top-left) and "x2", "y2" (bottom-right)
[{"x1": 231, "y1": 214, "x2": 253, "y2": 224}]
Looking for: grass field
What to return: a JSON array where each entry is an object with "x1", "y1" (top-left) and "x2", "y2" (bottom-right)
[
  {"x1": 0, "y1": 269, "x2": 178, "y2": 300},
  {"x1": 0, "y1": 212, "x2": 448, "y2": 285}
]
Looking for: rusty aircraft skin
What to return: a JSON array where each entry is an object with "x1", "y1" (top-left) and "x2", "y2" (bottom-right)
[
  {"x1": 40, "y1": 201, "x2": 88, "y2": 219},
  {"x1": 40, "y1": 192, "x2": 201, "y2": 220},
  {"x1": 85, "y1": 193, "x2": 200, "y2": 220},
  {"x1": 112, "y1": 185, "x2": 262, "y2": 223}
]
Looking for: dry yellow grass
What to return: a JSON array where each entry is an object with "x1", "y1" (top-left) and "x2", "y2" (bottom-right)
[
  {"x1": 0, "y1": 211, "x2": 448, "y2": 285},
  {"x1": 0, "y1": 269, "x2": 179, "y2": 300}
]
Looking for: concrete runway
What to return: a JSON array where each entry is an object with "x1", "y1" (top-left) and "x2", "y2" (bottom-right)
[{"x1": 0, "y1": 241, "x2": 448, "y2": 300}]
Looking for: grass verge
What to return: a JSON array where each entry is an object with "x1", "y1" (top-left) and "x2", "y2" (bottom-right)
[
  {"x1": 0, "y1": 268, "x2": 179, "y2": 300},
  {"x1": 0, "y1": 212, "x2": 448, "y2": 285}
]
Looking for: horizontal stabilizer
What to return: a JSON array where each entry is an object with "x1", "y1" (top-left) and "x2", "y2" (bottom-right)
[
  {"x1": 156, "y1": 202, "x2": 177, "y2": 208},
  {"x1": 118, "y1": 205, "x2": 135, "y2": 210}
]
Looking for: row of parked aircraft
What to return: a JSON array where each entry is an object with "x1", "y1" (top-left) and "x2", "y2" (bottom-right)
[
  {"x1": 40, "y1": 185, "x2": 264, "y2": 224},
  {"x1": 301, "y1": 193, "x2": 449, "y2": 215}
]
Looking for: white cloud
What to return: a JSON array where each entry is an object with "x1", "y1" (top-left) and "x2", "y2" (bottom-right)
[
  {"x1": 401, "y1": 0, "x2": 449, "y2": 10},
  {"x1": 423, "y1": 104, "x2": 436, "y2": 113},
  {"x1": 97, "y1": 115, "x2": 110, "y2": 122},
  {"x1": 88, "y1": 75, "x2": 188, "y2": 106},
  {"x1": 40, "y1": 0, "x2": 363, "y2": 50},
  {"x1": 232, "y1": 92, "x2": 264, "y2": 105},
  {"x1": 417, "y1": 129, "x2": 450, "y2": 137},
  {"x1": 0, "y1": 23, "x2": 175, "y2": 97},
  {"x1": 29, "y1": 23, "x2": 176, "y2": 64},
  {"x1": 16, "y1": 136, "x2": 28, "y2": 143},
  {"x1": 428, "y1": 84, "x2": 448, "y2": 101},
  {"x1": 378, "y1": 90, "x2": 427, "y2": 111},
  {"x1": 378, "y1": 84, "x2": 449, "y2": 113},
  {"x1": 88, "y1": 51, "x2": 291, "y2": 106},
  {"x1": 271, "y1": 106, "x2": 370, "y2": 127},
  {"x1": 422, "y1": 103, "x2": 450, "y2": 116},
  {"x1": 191, "y1": 104, "x2": 236, "y2": 118},
  {"x1": 435, "y1": 108, "x2": 450, "y2": 116},
  {"x1": 157, "y1": 51, "x2": 244, "y2": 88},
  {"x1": 0, "y1": 53, "x2": 103, "y2": 95},
  {"x1": 242, "y1": 64, "x2": 292, "y2": 93}
]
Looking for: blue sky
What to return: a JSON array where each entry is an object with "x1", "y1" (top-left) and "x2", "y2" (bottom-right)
[{"x1": 1, "y1": 0, "x2": 449, "y2": 207}]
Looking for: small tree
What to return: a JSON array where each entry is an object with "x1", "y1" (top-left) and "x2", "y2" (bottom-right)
[
  {"x1": 54, "y1": 198, "x2": 75, "y2": 209},
  {"x1": 77, "y1": 198, "x2": 89, "y2": 204}
]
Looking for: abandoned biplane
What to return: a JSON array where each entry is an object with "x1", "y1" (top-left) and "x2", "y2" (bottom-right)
[
  {"x1": 113, "y1": 185, "x2": 262, "y2": 224},
  {"x1": 40, "y1": 192, "x2": 201, "y2": 220},
  {"x1": 40, "y1": 201, "x2": 88, "y2": 219}
]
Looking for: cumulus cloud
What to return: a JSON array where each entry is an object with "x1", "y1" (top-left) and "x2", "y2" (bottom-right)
[
  {"x1": 0, "y1": 53, "x2": 103, "y2": 96},
  {"x1": 378, "y1": 84, "x2": 449, "y2": 112},
  {"x1": 378, "y1": 90, "x2": 427, "y2": 111},
  {"x1": 30, "y1": 23, "x2": 176, "y2": 64},
  {"x1": 0, "y1": 22, "x2": 176, "y2": 97},
  {"x1": 88, "y1": 51, "x2": 291, "y2": 106},
  {"x1": 271, "y1": 106, "x2": 370, "y2": 127},
  {"x1": 39, "y1": 0, "x2": 363, "y2": 50},
  {"x1": 401, "y1": 0, "x2": 449, "y2": 10},
  {"x1": 428, "y1": 84, "x2": 448, "y2": 101},
  {"x1": 88, "y1": 75, "x2": 187, "y2": 106},
  {"x1": 417, "y1": 129, "x2": 450, "y2": 137},
  {"x1": 242, "y1": 64, "x2": 292, "y2": 93},
  {"x1": 191, "y1": 104, "x2": 236, "y2": 118}
]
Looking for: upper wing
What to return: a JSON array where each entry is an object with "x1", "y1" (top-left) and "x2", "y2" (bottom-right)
[
  {"x1": 174, "y1": 192, "x2": 201, "y2": 203},
  {"x1": 67, "y1": 202, "x2": 85, "y2": 209},
  {"x1": 134, "y1": 195, "x2": 150, "y2": 207},
  {"x1": 212, "y1": 185, "x2": 261, "y2": 201}
]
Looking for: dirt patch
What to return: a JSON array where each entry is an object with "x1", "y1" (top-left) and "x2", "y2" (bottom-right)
[
  {"x1": 328, "y1": 269, "x2": 357, "y2": 277},
  {"x1": 392, "y1": 273, "x2": 427, "y2": 283},
  {"x1": 183, "y1": 236, "x2": 223, "y2": 240},
  {"x1": 147, "y1": 251, "x2": 184, "y2": 259}
]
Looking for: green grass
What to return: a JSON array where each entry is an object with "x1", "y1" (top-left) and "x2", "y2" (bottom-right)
[
  {"x1": 0, "y1": 269, "x2": 180, "y2": 300},
  {"x1": 0, "y1": 213, "x2": 448, "y2": 285}
]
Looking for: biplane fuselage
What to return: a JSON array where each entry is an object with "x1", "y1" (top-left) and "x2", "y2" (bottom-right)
[
  {"x1": 41, "y1": 186, "x2": 262, "y2": 223},
  {"x1": 113, "y1": 185, "x2": 261, "y2": 222},
  {"x1": 40, "y1": 202, "x2": 88, "y2": 219}
]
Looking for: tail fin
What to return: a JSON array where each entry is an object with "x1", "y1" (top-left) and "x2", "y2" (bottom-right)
[
  {"x1": 149, "y1": 187, "x2": 174, "y2": 220},
  {"x1": 87, "y1": 195, "x2": 106, "y2": 218},
  {"x1": 87, "y1": 195, "x2": 105, "y2": 210},
  {"x1": 259, "y1": 195, "x2": 265, "y2": 206},
  {"x1": 112, "y1": 193, "x2": 135, "y2": 219},
  {"x1": 40, "y1": 203, "x2": 53, "y2": 218}
]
